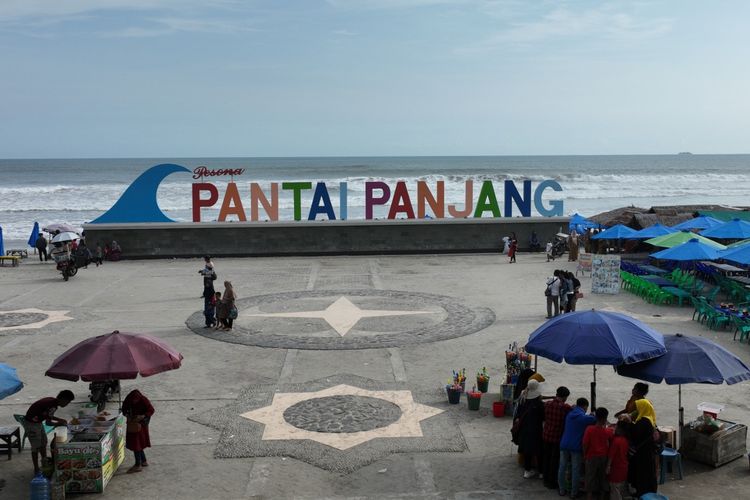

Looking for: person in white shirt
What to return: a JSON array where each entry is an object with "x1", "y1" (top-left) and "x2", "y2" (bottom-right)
[{"x1": 546, "y1": 270, "x2": 562, "y2": 318}]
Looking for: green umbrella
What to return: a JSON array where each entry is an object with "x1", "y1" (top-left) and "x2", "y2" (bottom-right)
[{"x1": 645, "y1": 230, "x2": 726, "y2": 250}]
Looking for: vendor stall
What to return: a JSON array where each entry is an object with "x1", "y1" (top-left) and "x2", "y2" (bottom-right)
[
  {"x1": 55, "y1": 413, "x2": 125, "y2": 494},
  {"x1": 681, "y1": 418, "x2": 747, "y2": 467}
]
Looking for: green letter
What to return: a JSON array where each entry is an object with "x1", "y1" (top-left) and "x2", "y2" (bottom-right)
[
  {"x1": 282, "y1": 182, "x2": 313, "y2": 221},
  {"x1": 473, "y1": 181, "x2": 501, "y2": 218}
]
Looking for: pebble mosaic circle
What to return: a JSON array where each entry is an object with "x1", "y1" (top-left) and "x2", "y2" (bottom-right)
[
  {"x1": 0, "y1": 312, "x2": 48, "y2": 328},
  {"x1": 186, "y1": 289, "x2": 495, "y2": 350},
  {"x1": 283, "y1": 395, "x2": 402, "y2": 433}
]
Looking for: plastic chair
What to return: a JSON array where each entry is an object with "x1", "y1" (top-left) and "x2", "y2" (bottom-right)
[
  {"x1": 731, "y1": 316, "x2": 750, "y2": 342},
  {"x1": 659, "y1": 447, "x2": 684, "y2": 484},
  {"x1": 12, "y1": 415, "x2": 55, "y2": 451}
]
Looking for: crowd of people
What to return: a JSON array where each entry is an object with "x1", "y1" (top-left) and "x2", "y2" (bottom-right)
[
  {"x1": 199, "y1": 255, "x2": 237, "y2": 330},
  {"x1": 34, "y1": 230, "x2": 119, "y2": 267},
  {"x1": 514, "y1": 371, "x2": 661, "y2": 499},
  {"x1": 545, "y1": 270, "x2": 582, "y2": 318}
]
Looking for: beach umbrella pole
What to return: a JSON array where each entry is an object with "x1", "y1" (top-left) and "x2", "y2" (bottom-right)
[
  {"x1": 591, "y1": 364, "x2": 597, "y2": 409},
  {"x1": 678, "y1": 384, "x2": 684, "y2": 449}
]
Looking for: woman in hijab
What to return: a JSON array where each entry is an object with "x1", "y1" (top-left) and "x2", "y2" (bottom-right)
[
  {"x1": 122, "y1": 390, "x2": 155, "y2": 473},
  {"x1": 219, "y1": 281, "x2": 237, "y2": 331},
  {"x1": 628, "y1": 399, "x2": 658, "y2": 497},
  {"x1": 516, "y1": 379, "x2": 545, "y2": 478}
]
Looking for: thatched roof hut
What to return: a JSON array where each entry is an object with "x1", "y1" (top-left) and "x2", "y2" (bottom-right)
[
  {"x1": 589, "y1": 206, "x2": 648, "y2": 228},
  {"x1": 590, "y1": 204, "x2": 747, "y2": 229}
]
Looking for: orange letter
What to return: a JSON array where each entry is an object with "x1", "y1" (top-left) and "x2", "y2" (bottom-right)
[
  {"x1": 218, "y1": 182, "x2": 247, "y2": 221},
  {"x1": 417, "y1": 180, "x2": 444, "y2": 218},
  {"x1": 448, "y1": 180, "x2": 473, "y2": 217},
  {"x1": 250, "y1": 183, "x2": 279, "y2": 221}
]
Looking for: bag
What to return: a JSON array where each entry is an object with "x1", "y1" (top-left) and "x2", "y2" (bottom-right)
[
  {"x1": 228, "y1": 305, "x2": 238, "y2": 320},
  {"x1": 126, "y1": 420, "x2": 142, "y2": 433},
  {"x1": 575, "y1": 292, "x2": 583, "y2": 299},
  {"x1": 544, "y1": 287, "x2": 551, "y2": 297},
  {"x1": 511, "y1": 418, "x2": 522, "y2": 444}
]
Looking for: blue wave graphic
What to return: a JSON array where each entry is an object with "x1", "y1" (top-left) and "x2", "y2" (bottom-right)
[{"x1": 91, "y1": 164, "x2": 190, "y2": 223}]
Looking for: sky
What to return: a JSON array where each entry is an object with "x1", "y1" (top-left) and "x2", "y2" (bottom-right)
[{"x1": 1, "y1": 0, "x2": 749, "y2": 158}]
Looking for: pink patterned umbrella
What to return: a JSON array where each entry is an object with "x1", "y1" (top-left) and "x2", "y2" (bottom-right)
[{"x1": 45, "y1": 330, "x2": 183, "y2": 382}]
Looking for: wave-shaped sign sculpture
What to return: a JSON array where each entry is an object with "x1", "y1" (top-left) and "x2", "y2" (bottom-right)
[{"x1": 91, "y1": 164, "x2": 189, "y2": 223}]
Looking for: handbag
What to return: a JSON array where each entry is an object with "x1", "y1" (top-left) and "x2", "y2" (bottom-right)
[
  {"x1": 228, "y1": 305, "x2": 238, "y2": 320},
  {"x1": 575, "y1": 291, "x2": 583, "y2": 299},
  {"x1": 544, "y1": 287, "x2": 551, "y2": 297},
  {"x1": 126, "y1": 420, "x2": 142, "y2": 433}
]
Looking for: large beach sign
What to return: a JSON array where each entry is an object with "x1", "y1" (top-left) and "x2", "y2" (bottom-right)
[{"x1": 92, "y1": 164, "x2": 563, "y2": 224}]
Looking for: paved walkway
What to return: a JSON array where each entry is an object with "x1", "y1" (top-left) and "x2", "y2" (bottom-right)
[{"x1": 0, "y1": 253, "x2": 748, "y2": 499}]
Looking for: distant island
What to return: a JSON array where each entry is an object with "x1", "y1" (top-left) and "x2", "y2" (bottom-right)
[{"x1": 678, "y1": 151, "x2": 693, "y2": 155}]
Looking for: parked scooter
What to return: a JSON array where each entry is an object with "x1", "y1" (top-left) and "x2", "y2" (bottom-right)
[{"x1": 89, "y1": 380, "x2": 120, "y2": 412}]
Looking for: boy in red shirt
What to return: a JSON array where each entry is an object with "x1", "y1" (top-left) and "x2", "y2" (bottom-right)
[
  {"x1": 582, "y1": 407, "x2": 613, "y2": 500},
  {"x1": 607, "y1": 419, "x2": 630, "y2": 500}
]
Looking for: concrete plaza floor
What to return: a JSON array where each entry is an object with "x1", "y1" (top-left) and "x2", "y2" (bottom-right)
[{"x1": 0, "y1": 252, "x2": 748, "y2": 499}]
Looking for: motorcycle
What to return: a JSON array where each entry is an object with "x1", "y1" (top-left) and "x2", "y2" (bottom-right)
[
  {"x1": 552, "y1": 235, "x2": 567, "y2": 258},
  {"x1": 53, "y1": 252, "x2": 78, "y2": 281},
  {"x1": 89, "y1": 380, "x2": 120, "y2": 412}
]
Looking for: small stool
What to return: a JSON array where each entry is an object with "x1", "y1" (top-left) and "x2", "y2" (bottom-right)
[
  {"x1": 659, "y1": 447, "x2": 683, "y2": 484},
  {"x1": 0, "y1": 426, "x2": 21, "y2": 459}
]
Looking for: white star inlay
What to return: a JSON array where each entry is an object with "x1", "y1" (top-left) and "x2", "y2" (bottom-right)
[
  {"x1": 246, "y1": 296, "x2": 434, "y2": 336},
  {"x1": 0, "y1": 308, "x2": 73, "y2": 332},
  {"x1": 240, "y1": 384, "x2": 443, "y2": 450}
]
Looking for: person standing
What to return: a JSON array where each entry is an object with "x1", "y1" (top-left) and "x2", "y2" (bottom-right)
[
  {"x1": 122, "y1": 389, "x2": 155, "y2": 473},
  {"x1": 568, "y1": 231, "x2": 579, "y2": 262},
  {"x1": 607, "y1": 420, "x2": 630, "y2": 500},
  {"x1": 564, "y1": 271, "x2": 580, "y2": 313},
  {"x1": 508, "y1": 233, "x2": 518, "y2": 263},
  {"x1": 35, "y1": 233, "x2": 48, "y2": 262},
  {"x1": 516, "y1": 380, "x2": 545, "y2": 478},
  {"x1": 219, "y1": 281, "x2": 236, "y2": 330},
  {"x1": 582, "y1": 407, "x2": 613, "y2": 500},
  {"x1": 558, "y1": 397, "x2": 596, "y2": 498},
  {"x1": 628, "y1": 399, "x2": 658, "y2": 497},
  {"x1": 546, "y1": 240, "x2": 554, "y2": 262},
  {"x1": 541, "y1": 386, "x2": 572, "y2": 490},
  {"x1": 199, "y1": 257, "x2": 217, "y2": 326},
  {"x1": 615, "y1": 383, "x2": 649, "y2": 419},
  {"x1": 546, "y1": 271, "x2": 561, "y2": 318},
  {"x1": 24, "y1": 390, "x2": 75, "y2": 474}
]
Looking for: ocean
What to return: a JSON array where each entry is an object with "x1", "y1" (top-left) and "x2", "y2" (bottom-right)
[{"x1": 1, "y1": 155, "x2": 749, "y2": 246}]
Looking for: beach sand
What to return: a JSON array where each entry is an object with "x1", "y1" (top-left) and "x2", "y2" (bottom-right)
[{"x1": 0, "y1": 252, "x2": 747, "y2": 499}]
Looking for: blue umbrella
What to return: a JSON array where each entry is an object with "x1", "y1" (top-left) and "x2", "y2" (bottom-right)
[
  {"x1": 0, "y1": 226, "x2": 4, "y2": 257},
  {"x1": 569, "y1": 213, "x2": 600, "y2": 234},
  {"x1": 526, "y1": 310, "x2": 666, "y2": 407},
  {"x1": 616, "y1": 333, "x2": 750, "y2": 446},
  {"x1": 0, "y1": 363, "x2": 23, "y2": 400},
  {"x1": 700, "y1": 218, "x2": 750, "y2": 239},
  {"x1": 28, "y1": 221, "x2": 40, "y2": 248},
  {"x1": 671, "y1": 215, "x2": 724, "y2": 231},
  {"x1": 721, "y1": 244, "x2": 750, "y2": 266},
  {"x1": 650, "y1": 238, "x2": 722, "y2": 261},
  {"x1": 591, "y1": 224, "x2": 637, "y2": 240},
  {"x1": 630, "y1": 223, "x2": 677, "y2": 240}
]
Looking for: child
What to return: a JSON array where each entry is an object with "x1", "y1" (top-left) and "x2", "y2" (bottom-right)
[
  {"x1": 206, "y1": 291, "x2": 219, "y2": 329},
  {"x1": 546, "y1": 240, "x2": 554, "y2": 262},
  {"x1": 607, "y1": 419, "x2": 630, "y2": 500},
  {"x1": 582, "y1": 407, "x2": 612, "y2": 500},
  {"x1": 94, "y1": 244, "x2": 103, "y2": 267}
]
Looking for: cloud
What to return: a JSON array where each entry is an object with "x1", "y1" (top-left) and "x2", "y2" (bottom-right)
[
  {"x1": 331, "y1": 29, "x2": 357, "y2": 36},
  {"x1": 460, "y1": 3, "x2": 672, "y2": 52},
  {"x1": 326, "y1": 0, "x2": 468, "y2": 10}
]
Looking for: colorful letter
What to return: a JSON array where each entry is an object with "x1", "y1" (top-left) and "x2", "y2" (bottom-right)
[
  {"x1": 473, "y1": 181, "x2": 501, "y2": 218},
  {"x1": 388, "y1": 181, "x2": 415, "y2": 219},
  {"x1": 447, "y1": 180, "x2": 473, "y2": 218},
  {"x1": 250, "y1": 182, "x2": 279, "y2": 221},
  {"x1": 218, "y1": 182, "x2": 247, "y2": 221},
  {"x1": 308, "y1": 182, "x2": 336, "y2": 220},
  {"x1": 417, "y1": 180, "x2": 444, "y2": 218},
  {"x1": 339, "y1": 182, "x2": 348, "y2": 220},
  {"x1": 192, "y1": 183, "x2": 219, "y2": 222},
  {"x1": 282, "y1": 182, "x2": 313, "y2": 221},
  {"x1": 534, "y1": 180, "x2": 564, "y2": 216},
  {"x1": 504, "y1": 180, "x2": 531, "y2": 217},
  {"x1": 365, "y1": 181, "x2": 391, "y2": 219}
]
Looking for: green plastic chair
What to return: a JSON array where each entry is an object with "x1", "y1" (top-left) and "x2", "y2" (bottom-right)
[
  {"x1": 13, "y1": 415, "x2": 55, "y2": 451},
  {"x1": 731, "y1": 316, "x2": 750, "y2": 342}
]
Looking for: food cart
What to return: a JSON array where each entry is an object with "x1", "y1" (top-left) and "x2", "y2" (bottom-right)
[{"x1": 54, "y1": 413, "x2": 126, "y2": 494}]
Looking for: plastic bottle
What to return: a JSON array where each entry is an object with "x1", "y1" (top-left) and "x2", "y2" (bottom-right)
[{"x1": 30, "y1": 472, "x2": 50, "y2": 500}]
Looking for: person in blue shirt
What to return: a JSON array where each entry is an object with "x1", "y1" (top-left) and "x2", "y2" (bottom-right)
[{"x1": 558, "y1": 397, "x2": 596, "y2": 498}]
